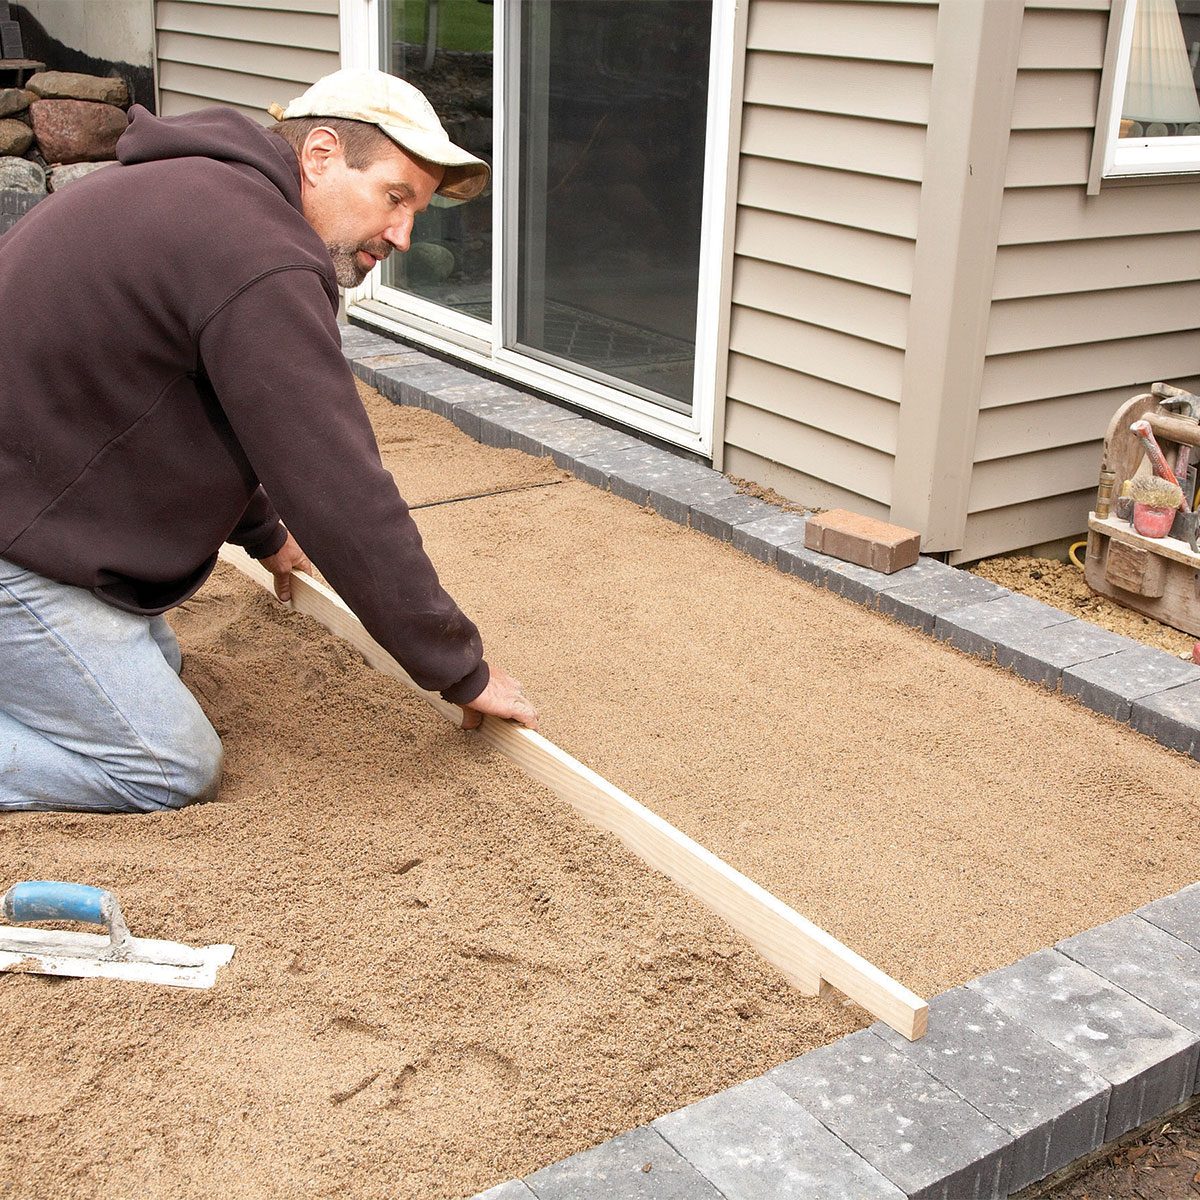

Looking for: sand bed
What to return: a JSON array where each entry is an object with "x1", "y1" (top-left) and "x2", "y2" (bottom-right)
[{"x1": 3, "y1": 383, "x2": 1198, "y2": 1197}]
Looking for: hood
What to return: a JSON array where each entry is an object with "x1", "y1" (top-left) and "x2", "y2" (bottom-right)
[{"x1": 117, "y1": 104, "x2": 302, "y2": 205}]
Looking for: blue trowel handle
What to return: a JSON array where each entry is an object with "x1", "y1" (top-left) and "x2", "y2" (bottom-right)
[{"x1": 2, "y1": 881, "x2": 111, "y2": 925}]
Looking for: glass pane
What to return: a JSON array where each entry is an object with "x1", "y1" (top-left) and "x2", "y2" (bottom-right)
[
  {"x1": 382, "y1": 0, "x2": 494, "y2": 318},
  {"x1": 1120, "y1": 0, "x2": 1200, "y2": 138},
  {"x1": 516, "y1": 1, "x2": 712, "y2": 412}
]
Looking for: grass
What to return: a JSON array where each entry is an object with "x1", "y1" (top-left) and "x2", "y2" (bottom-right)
[{"x1": 392, "y1": 0, "x2": 492, "y2": 53}]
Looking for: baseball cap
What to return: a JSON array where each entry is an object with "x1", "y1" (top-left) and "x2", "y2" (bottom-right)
[{"x1": 268, "y1": 67, "x2": 490, "y2": 202}]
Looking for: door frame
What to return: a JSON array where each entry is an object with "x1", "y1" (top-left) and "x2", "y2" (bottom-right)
[{"x1": 340, "y1": 0, "x2": 738, "y2": 458}]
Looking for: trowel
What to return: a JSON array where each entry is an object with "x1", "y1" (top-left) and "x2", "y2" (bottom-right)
[{"x1": 0, "y1": 880, "x2": 234, "y2": 989}]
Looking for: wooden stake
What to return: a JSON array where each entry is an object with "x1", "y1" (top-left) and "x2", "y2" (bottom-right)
[{"x1": 218, "y1": 545, "x2": 929, "y2": 1040}]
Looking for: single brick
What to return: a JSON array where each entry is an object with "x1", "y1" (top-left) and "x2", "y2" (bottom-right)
[
  {"x1": 525, "y1": 1126, "x2": 722, "y2": 1200},
  {"x1": 688, "y1": 494, "x2": 776, "y2": 542},
  {"x1": 731, "y1": 512, "x2": 811, "y2": 565},
  {"x1": 1062, "y1": 645, "x2": 1200, "y2": 723},
  {"x1": 876, "y1": 567, "x2": 1009, "y2": 635},
  {"x1": 1058, "y1": 914, "x2": 1200, "y2": 1042},
  {"x1": 1130, "y1": 680, "x2": 1200, "y2": 758},
  {"x1": 986, "y1": 620, "x2": 1131, "y2": 691},
  {"x1": 473, "y1": 1183, "x2": 537, "y2": 1200},
  {"x1": 769, "y1": 1029, "x2": 1013, "y2": 1200},
  {"x1": 967, "y1": 948, "x2": 1199, "y2": 1140},
  {"x1": 934, "y1": 593, "x2": 1075, "y2": 663},
  {"x1": 1140, "y1": 883, "x2": 1200, "y2": 951},
  {"x1": 338, "y1": 325, "x2": 401, "y2": 358},
  {"x1": 874, "y1": 986, "x2": 1109, "y2": 1193},
  {"x1": 654, "y1": 1076, "x2": 905, "y2": 1199},
  {"x1": 804, "y1": 509, "x2": 921, "y2": 574}
]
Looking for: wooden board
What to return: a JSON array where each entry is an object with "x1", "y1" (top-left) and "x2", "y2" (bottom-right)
[{"x1": 218, "y1": 545, "x2": 929, "y2": 1040}]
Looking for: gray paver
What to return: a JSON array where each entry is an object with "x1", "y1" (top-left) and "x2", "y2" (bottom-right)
[
  {"x1": 525, "y1": 1126, "x2": 722, "y2": 1200},
  {"x1": 373, "y1": 362, "x2": 468, "y2": 408},
  {"x1": 1140, "y1": 882, "x2": 1200, "y2": 951},
  {"x1": 473, "y1": 1183, "x2": 537, "y2": 1200},
  {"x1": 768, "y1": 1029, "x2": 1012, "y2": 1200},
  {"x1": 1058, "y1": 914, "x2": 1200, "y2": 1042},
  {"x1": 933, "y1": 593, "x2": 1075, "y2": 661},
  {"x1": 608, "y1": 454, "x2": 715, "y2": 509},
  {"x1": 875, "y1": 564, "x2": 1010, "y2": 634},
  {"x1": 624, "y1": 471, "x2": 737, "y2": 526},
  {"x1": 688, "y1": 493, "x2": 776, "y2": 542},
  {"x1": 987, "y1": 621, "x2": 1131, "y2": 690},
  {"x1": 731, "y1": 511, "x2": 811, "y2": 565},
  {"x1": 1061, "y1": 644, "x2": 1200, "y2": 722},
  {"x1": 338, "y1": 325, "x2": 401, "y2": 358},
  {"x1": 967, "y1": 948, "x2": 1199, "y2": 1139},
  {"x1": 447, "y1": 390, "x2": 539, "y2": 447},
  {"x1": 874, "y1": 986, "x2": 1109, "y2": 1193},
  {"x1": 535, "y1": 420, "x2": 643, "y2": 471},
  {"x1": 1130, "y1": 680, "x2": 1200, "y2": 758},
  {"x1": 654, "y1": 1075, "x2": 905, "y2": 1199},
  {"x1": 570, "y1": 445, "x2": 687, "y2": 493}
]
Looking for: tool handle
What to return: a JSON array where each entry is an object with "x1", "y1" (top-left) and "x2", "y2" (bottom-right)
[{"x1": 2, "y1": 881, "x2": 112, "y2": 924}]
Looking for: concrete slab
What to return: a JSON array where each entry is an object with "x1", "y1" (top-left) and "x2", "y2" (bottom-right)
[
  {"x1": 654, "y1": 1076, "x2": 905, "y2": 1199},
  {"x1": 475, "y1": 1183, "x2": 538, "y2": 1200},
  {"x1": 967, "y1": 949, "x2": 1199, "y2": 1139}
]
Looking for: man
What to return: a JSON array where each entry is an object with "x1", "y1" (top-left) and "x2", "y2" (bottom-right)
[{"x1": 0, "y1": 67, "x2": 537, "y2": 814}]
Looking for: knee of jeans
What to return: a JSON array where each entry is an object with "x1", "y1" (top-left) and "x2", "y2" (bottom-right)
[{"x1": 121, "y1": 720, "x2": 223, "y2": 812}]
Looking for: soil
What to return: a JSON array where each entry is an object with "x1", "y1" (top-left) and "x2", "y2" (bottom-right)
[{"x1": 3, "y1": 380, "x2": 1199, "y2": 1198}]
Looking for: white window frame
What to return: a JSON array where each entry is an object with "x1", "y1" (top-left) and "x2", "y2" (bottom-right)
[
  {"x1": 340, "y1": 0, "x2": 737, "y2": 458},
  {"x1": 1096, "y1": 0, "x2": 1200, "y2": 181}
]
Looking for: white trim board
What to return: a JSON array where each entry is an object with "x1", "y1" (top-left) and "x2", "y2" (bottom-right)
[{"x1": 217, "y1": 544, "x2": 929, "y2": 1041}]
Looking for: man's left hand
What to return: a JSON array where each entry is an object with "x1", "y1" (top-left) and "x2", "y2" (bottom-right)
[{"x1": 259, "y1": 531, "x2": 313, "y2": 602}]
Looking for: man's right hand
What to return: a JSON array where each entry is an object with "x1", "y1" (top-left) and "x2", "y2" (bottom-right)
[{"x1": 460, "y1": 666, "x2": 539, "y2": 731}]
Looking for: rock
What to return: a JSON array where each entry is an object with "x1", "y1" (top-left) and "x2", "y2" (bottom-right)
[
  {"x1": 0, "y1": 88, "x2": 34, "y2": 118},
  {"x1": 406, "y1": 241, "x2": 456, "y2": 284},
  {"x1": 25, "y1": 71, "x2": 129, "y2": 108},
  {"x1": 29, "y1": 99, "x2": 128, "y2": 164},
  {"x1": 48, "y1": 160, "x2": 117, "y2": 192},
  {"x1": 0, "y1": 156, "x2": 47, "y2": 193},
  {"x1": 0, "y1": 118, "x2": 31, "y2": 156}
]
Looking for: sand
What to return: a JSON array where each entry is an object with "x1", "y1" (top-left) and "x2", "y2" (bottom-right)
[{"x1": 3, "y1": 380, "x2": 1198, "y2": 1199}]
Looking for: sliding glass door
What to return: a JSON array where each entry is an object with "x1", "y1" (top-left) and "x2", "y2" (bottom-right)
[{"x1": 351, "y1": 0, "x2": 731, "y2": 453}]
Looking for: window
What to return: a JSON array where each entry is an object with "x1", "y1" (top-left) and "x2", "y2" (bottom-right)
[{"x1": 1099, "y1": 0, "x2": 1200, "y2": 179}]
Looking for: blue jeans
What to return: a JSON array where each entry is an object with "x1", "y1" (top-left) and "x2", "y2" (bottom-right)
[{"x1": 0, "y1": 556, "x2": 222, "y2": 813}]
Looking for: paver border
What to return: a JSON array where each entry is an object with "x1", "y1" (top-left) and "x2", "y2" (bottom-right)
[{"x1": 340, "y1": 325, "x2": 1200, "y2": 1199}]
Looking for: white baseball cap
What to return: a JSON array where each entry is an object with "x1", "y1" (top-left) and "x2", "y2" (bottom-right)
[{"x1": 268, "y1": 67, "x2": 490, "y2": 202}]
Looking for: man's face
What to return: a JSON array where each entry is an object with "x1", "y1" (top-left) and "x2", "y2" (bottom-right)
[{"x1": 301, "y1": 133, "x2": 445, "y2": 288}]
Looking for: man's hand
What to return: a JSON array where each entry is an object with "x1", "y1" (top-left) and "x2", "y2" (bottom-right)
[
  {"x1": 461, "y1": 666, "x2": 539, "y2": 731},
  {"x1": 259, "y1": 531, "x2": 313, "y2": 602}
]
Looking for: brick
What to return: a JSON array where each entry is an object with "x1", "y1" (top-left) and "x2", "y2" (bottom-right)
[
  {"x1": 374, "y1": 362, "x2": 468, "y2": 409},
  {"x1": 654, "y1": 1076, "x2": 905, "y2": 1199},
  {"x1": 1140, "y1": 883, "x2": 1200, "y2": 951},
  {"x1": 1058, "y1": 914, "x2": 1200, "y2": 1042},
  {"x1": 571, "y1": 445, "x2": 674, "y2": 491},
  {"x1": 537, "y1": 421, "x2": 643, "y2": 472},
  {"x1": 986, "y1": 620, "x2": 1131, "y2": 690},
  {"x1": 967, "y1": 948, "x2": 1199, "y2": 1140},
  {"x1": 730, "y1": 512, "x2": 811, "y2": 565},
  {"x1": 1062, "y1": 645, "x2": 1200, "y2": 723},
  {"x1": 804, "y1": 509, "x2": 920, "y2": 574},
  {"x1": 638, "y1": 474, "x2": 737, "y2": 527},
  {"x1": 769, "y1": 1029, "x2": 1012, "y2": 1200},
  {"x1": 607, "y1": 451, "x2": 712, "y2": 507},
  {"x1": 688, "y1": 494, "x2": 775, "y2": 542},
  {"x1": 874, "y1": 986, "x2": 1109, "y2": 1193},
  {"x1": 474, "y1": 1183, "x2": 537, "y2": 1200},
  {"x1": 875, "y1": 565, "x2": 1009, "y2": 635},
  {"x1": 525, "y1": 1126, "x2": 722, "y2": 1200},
  {"x1": 449, "y1": 391, "x2": 544, "y2": 448},
  {"x1": 934, "y1": 593, "x2": 1075, "y2": 662},
  {"x1": 1130, "y1": 680, "x2": 1200, "y2": 758},
  {"x1": 338, "y1": 324, "x2": 401, "y2": 358}
]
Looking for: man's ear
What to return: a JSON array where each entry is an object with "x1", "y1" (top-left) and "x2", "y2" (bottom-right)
[{"x1": 298, "y1": 126, "x2": 342, "y2": 187}]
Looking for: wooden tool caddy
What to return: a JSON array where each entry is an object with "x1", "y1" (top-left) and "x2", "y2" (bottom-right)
[{"x1": 1086, "y1": 383, "x2": 1200, "y2": 636}]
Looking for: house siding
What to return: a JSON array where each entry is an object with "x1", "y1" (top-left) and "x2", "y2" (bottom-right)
[
  {"x1": 724, "y1": 0, "x2": 937, "y2": 513},
  {"x1": 155, "y1": 0, "x2": 339, "y2": 124},
  {"x1": 959, "y1": 0, "x2": 1200, "y2": 562}
]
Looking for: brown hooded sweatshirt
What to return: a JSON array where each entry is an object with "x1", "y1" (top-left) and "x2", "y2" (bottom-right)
[{"x1": 0, "y1": 105, "x2": 489, "y2": 704}]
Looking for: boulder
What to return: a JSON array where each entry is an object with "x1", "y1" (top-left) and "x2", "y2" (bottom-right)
[
  {"x1": 0, "y1": 156, "x2": 47, "y2": 193},
  {"x1": 25, "y1": 71, "x2": 129, "y2": 109},
  {"x1": 0, "y1": 88, "x2": 34, "y2": 118},
  {"x1": 29, "y1": 99, "x2": 128, "y2": 164},
  {"x1": 0, "y1": 118, "x2": 31, "y2": 156},
  {"x1": 48, "y1": 160, "x2": 117, "y2": 192}
]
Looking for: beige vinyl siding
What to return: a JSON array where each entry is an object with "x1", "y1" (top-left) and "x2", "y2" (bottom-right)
[
  {"x1": 959, "y1": 0, "x2": 1200, "y2": 563},
  {"x1": 155, "y1": 0, "x2": 339, "y2": 122},
  {"x1": 723, "y1": 0, "x2": 937, "y2": 506}
]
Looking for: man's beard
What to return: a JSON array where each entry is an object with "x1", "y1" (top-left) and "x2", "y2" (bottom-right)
[{"x1": 326, "y1": 244, "x2": 371, "y2": 288}]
